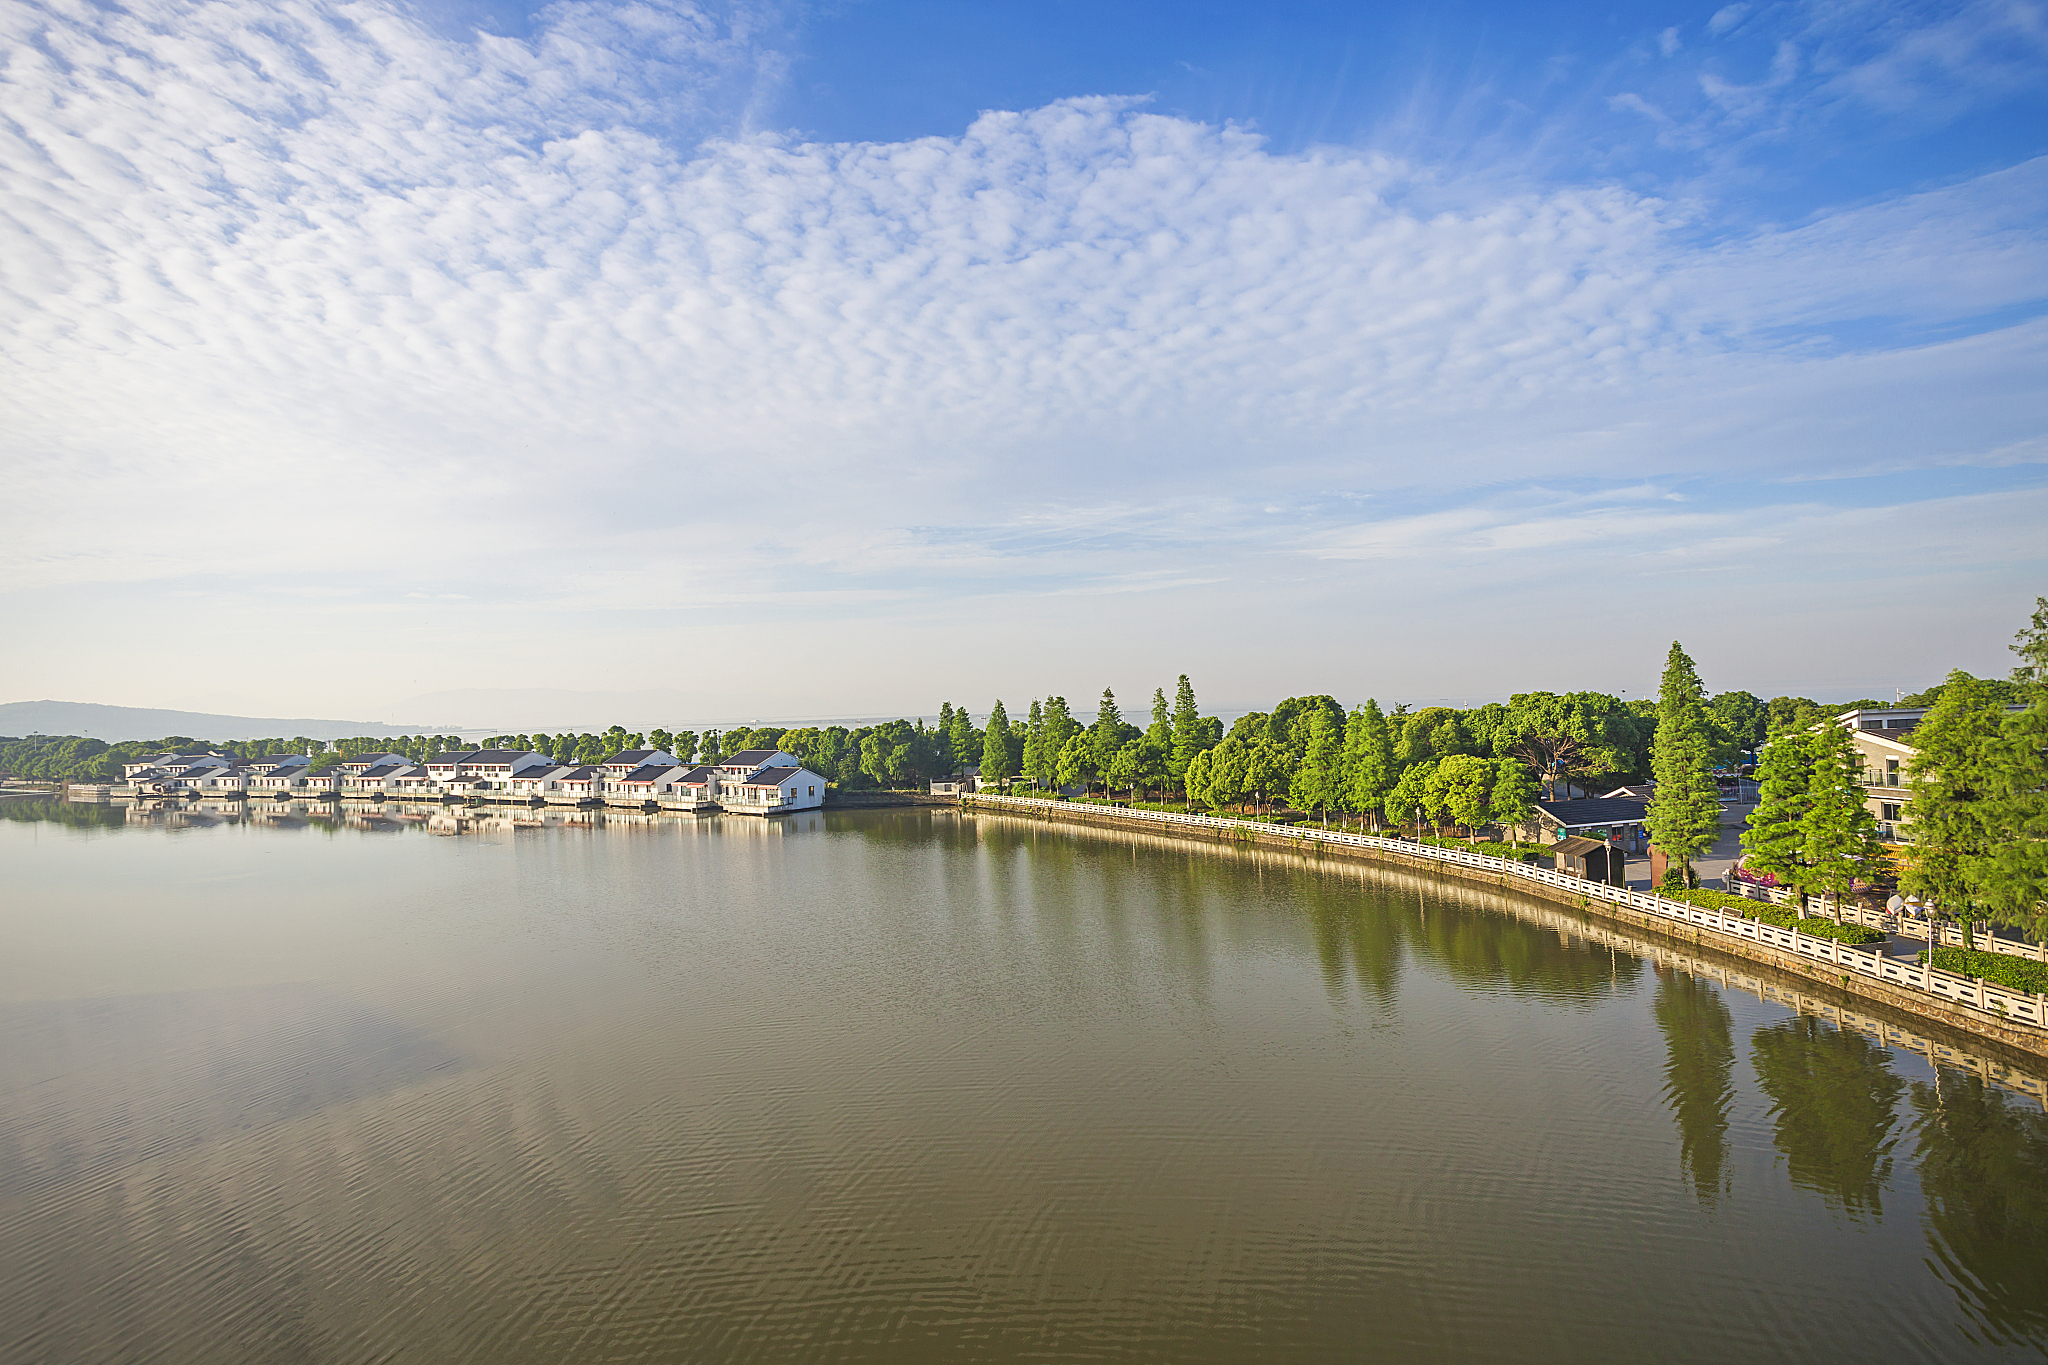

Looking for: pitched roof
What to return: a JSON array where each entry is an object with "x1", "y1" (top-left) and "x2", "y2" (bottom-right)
[
  {"x1": 679, "y1": 765, "x2": 717, "y2": 784},
  {"x1": 1553, "y1": 835, "x2": 1609, "y2": 856},
  {"x1": 608, "y1": 750, "x2": 671, "y2": 765},
  {"x1": 1533, "y1": 797, "x2": 1649, "y2": 827},
  {"x1": 425, "y1": 750, "x2": 480, "y2": 765},
  {"x1": 619, "y1": 764, "x2": 678, "y2": 784},
  {"x1": 724, "y1": 749, "x2": 783, "y2": 765},
  {"x1": 559, "y1": 766, "x2": 598, "y2": 781},
  {"x1": 466, "y1": 749, "x2": 539, "y2": 764},
  {"x1": 738, "y1": 766, "x2": 803, "y2": 786},
  {"x1": 357, "y1": 764, "x2": 402, "y2": 779}
]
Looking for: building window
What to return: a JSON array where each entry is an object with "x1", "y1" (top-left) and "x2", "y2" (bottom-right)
[{"x1": 1881, "y1": 802, "x2": 1902, "y2": 822}]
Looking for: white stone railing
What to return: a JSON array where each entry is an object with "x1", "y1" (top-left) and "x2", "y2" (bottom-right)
[{"x1": 963, "y1": 794, "x2": 2048, "y2": 1033}]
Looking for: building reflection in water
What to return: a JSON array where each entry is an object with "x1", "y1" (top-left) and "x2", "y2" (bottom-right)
[
  {"x1": 1750, "y1": 1015, "x2": 1903, "y2": 1219},
  {"x1": 1652, "y1": 966, "x2": 1735, "y2": 1207}
]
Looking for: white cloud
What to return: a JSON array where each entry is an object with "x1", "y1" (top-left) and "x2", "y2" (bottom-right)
[{"x1": 0, "y1": 0, "x2": 2043, "y2": 715}]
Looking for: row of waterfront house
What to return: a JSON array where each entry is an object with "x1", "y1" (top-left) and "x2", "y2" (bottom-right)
[{"x1": 110, "y1": 747, "x2": 829, "y2": 814}]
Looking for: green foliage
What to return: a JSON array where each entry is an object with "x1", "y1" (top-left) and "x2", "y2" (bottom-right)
[
  {"x1": 1646, "y1": 642, "x2": 1722, "y2": 881},
  {"x1": 1743, "y1": 724, "x2": 1813, "y2": 894},
  {"x1": 1708, "y1": 690, "x2": 1769, "y2": 752},
  {"x1": 1397, "y1": 706, "x2": 1476, "y2": 769},
  {"x1": 1489, "y1": 756, "x2": 1535, "y2": 832},
  {"x1": 980, "y1": 700, "x2": 1014, "y2": 786},
  {"x1": 1389, "y1": 757, "x2": 1436, "y2": 830},
  {"x1": 1904, "y1": 670, "x2": 2007, "y2": 911},
  {"x1": 1291, "y1": 706, "x2": 1344, "y2": 815},
  {"x1": 1924, "y1": 947, "x2": 2048, "y2": 996},
  {"x1": 1022, "y1": 699, "x2": 1046, "y2": 790},
  {"x1": 1056, "y1": 732, "x2": 1096, "y2": 793},
  {"x1": 1801, "y1": 722, "x2": 1886, "y2": 905},
  {"x1": 1494, "y1": 692, "x2": 1625, "y2": 797},
  {"x1": 1168, "y1": 675, "x2": 1210, "y2": 781},
  {"x1": 2012, "y1": 596, "x2": 2048, "y2": 687},
  {"x1": 1342, "y1": 699, "x2": 1396, "y2": 824},
  {"x1": 1426, "y1": 753, "x2": 1494, "y2": 834},
  {"x1": 1977, "y1": 696, "x2": 2048, "y2": 936}
]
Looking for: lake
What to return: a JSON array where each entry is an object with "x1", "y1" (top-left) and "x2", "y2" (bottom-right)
[{"x1": 2, "y1": 799, "x2": 2044, "y2": 1363}]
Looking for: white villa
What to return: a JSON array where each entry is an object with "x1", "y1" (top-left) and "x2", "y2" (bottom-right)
[{"x1": 103, "y1": 743, "x2": 825, "y2": 814}]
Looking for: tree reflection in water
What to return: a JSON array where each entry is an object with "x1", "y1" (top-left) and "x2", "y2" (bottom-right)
[
  {"x1": 1750, "y1": 1015, "x2": 1903, "y2": 1218},
  {"x1": 1652, "y1": 966, "x2": 1735, "y2": 1206},
  {"x1": 1910, "y1": 1069, "x2": 2048, "y2": 1350}
]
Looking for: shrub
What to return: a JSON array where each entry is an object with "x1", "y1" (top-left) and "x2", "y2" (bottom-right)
[
  {"x1": 1922, "y1": 947, "x2": 2048, "y2": 995},
  {"x1": 1656, "y1": 888, "x2": 1885, "y2": 944}
]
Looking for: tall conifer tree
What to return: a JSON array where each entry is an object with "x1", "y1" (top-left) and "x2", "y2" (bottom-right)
[
  {"x1": 1041, "y1": 696, "x2": 1076, "y2": 788},
  {"x1": 1022, "y1": 699, "x2": 1045, "y2": 790},
  {"x1": 981, "y1": 701, "x2": 1014, "y2": 789},
  {"x1": 1801, "y1": 722, "x2": 1884, "y2": 911},
  {"x1": 1090, "y1": 688, "x2": 1124, "y2": 772},
  {"x1": 1343, "y1": 699, "x2": 1396, "y2": 829},
  {"x1": 1741, "y1": 725, "x2": 1814, "y2": 895},
  {"x1": 1169, "y1": 675, "x2": 1205, "y2": 783},
  {"x1": 1646, "y1": 642, "x2": 1722, "y2": 886},
  {"x1": 1295, "y1": 708, "x2": 1344, "y2": 822},
  {"x1": 1904, "y1": 670, "x2": 2006, "y2": 912}
]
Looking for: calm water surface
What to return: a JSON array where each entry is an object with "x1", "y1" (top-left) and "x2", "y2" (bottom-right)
[{"x1": 2, "y1": 799, "x2": 2045, "y2": 1363}]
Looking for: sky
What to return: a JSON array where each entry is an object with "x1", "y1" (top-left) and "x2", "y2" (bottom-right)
[{"x1": 2, "y1": 0, "x2": 2045, "y2": 731}]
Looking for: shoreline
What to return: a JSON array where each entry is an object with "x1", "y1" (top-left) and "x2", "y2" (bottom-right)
[{"x1": 959, "y1": 793, "x2": 2048, "y2": 1063}]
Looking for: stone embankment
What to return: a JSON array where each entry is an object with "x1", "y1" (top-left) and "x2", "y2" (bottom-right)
[{"x1": 959, "y1": 793, "x2": 2048, "y2": 1059}]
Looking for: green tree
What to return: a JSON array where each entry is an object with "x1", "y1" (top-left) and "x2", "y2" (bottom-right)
[
  {"x1": 1147, "y1": 688, "x2": 1171, "y2": 748},
  {"x1": 1489, "y1": 757, "x2": 1535, "y2": 838},
  {"x1": 1428, "y1": 754, "x2": 1494, "y2": 840},
  {"x1": 2010, "y1": 595, "x2": 2048, "y2": 687},
  {"x1": 1496, "y1": 692, "x2": 1621, "y2": 799},
  {"x1": 1397, "y1": 706, "x2": 1476, "y2": 769},
  {"x1": 1169, "y1": 674, "x2": 1207, "y2": 784},
  {"x1": 1646, "y1": 642, "x2": 1722, "y2": 887},
  {"x1": 947, "y1": 704, "x2": 979, "y2": 773},
  {"x1": 1090, "y1": 688, "x2": 1126, "y2": 774},
  {"x1": 1343, "y1": 699, "x2": 1396, "y2": 829},
  {"x1": 1293, "y1": 706, "x2": 1345, "y2": 823},
  {"x1": 1801, "y1": 721, "x2": 1885, "y2": 911},
  {"x1": 1390, "y1": 758, "x2": 1437, "y2": 835},
  {"x1": 1108, "y1": 739, "x2": 1143, "y2": 798},
  {"x1": 1245, "y1": 738, "x2": 1289, "y2": 816},
  {"x1": 1742, "y1": 725, "x2": 1815, "y2": 896},
  {"x1": 1183, "y1": 748, "x2": 1216, "y2": 810},
  {"x1": 1206, "y1": 736, "x2": 1250, "y2": 814},
  {"x1": 1904, "y1": 671, "x2": 2007, "y2": 914},
  {"x1": 1056, "y1": 732, "x2": 1096, "y2": 794},
  {"x1": 1979, "y1": 695, "x2": 2048, "y2": 937},
  {"x1": 981, "y1": 700, "x2": 1015, "y2": 789},
  {"x1": 1708, "y1": 691, "x2": 1769, "y2": 753},
  {"x1": 1041, "y1": 696, "x2": 1078, "y2": 786},
  {"x1": 1022, "y1": 699, "x2": 1046, "y2": 790}
]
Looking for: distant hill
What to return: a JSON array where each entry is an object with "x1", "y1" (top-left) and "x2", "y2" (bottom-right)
[{"x1": 0, "y1": 700, "x2": 464, "y2": 743}]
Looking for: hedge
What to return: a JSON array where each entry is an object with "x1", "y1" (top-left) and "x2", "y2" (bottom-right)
[
  {"x1": 1655, "y1": 888, "x2": 1885, "y2": 945},
  {"x1": 1923, "y1": 947, "x2": 2048, "y2": 995}
]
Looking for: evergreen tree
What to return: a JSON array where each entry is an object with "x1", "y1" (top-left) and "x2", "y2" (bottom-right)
[
  {"x1": 1090, "y1": 688, "x2": 1124, "y2": 773},
  {"x1": 1980, "y1": 695, "x2": 2048, "y2": 937},
  {"x1": 1022, "y1": 700, "x2": 1045, "y2": 790},
  {"x1": 1207, "y1": 737, "x2": 1250, "y2": 813},
  {"x1": 1169, "y1": 674, "x2": 1205, "y2": 783},
  {"x1": 1245, "y1": 738, "x2": 1289, "y2": 816},
  {"x1": 1294, "y1": 707, "x2": 1344, "y2": 822},
  {"x1": 946, "y1": 704, "x2": 977, "y2": 772},
  {"x1": 1429, "y1": 754, "x2": 1494, "y2": 840},
  {"x1": 1183, "y1": 748, "x2": 1216, "y2": 809},
  {"x1": 981, "y1": 700, "x2": 1015, "y2": 788},
  {"x1": 1041, "y1": 695, "x2": 1077, "y2": 785},
  {"x1": 1801, "y1": 721, "x2": 1885, "y2": 911},
  {"x1": 2011, "y1": 595, "x2": 2048, "y2": 687},
  {"x1": 1489, "y1": 757, "x2": 1535, "y2": 838},
  {"x1": 1147, "y1": 688, "x2": 1171, "y2": 746},
  {"x1": 1343, "y1": 699, "x2": 1396, "y2": 829},
  {"x1": 1742, "y1": 725, "x2": 1814, "y2": 895},
  {"x1": 1646, "y1": 642, "x2": 1722, "y2": 886},
  {"x1": 1904, "y1": 671, "x2": 2006, "y2": 913}
]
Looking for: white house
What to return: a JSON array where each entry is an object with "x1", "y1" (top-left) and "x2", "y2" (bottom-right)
[
  {"x1": 122, "y1": 752, "x2": 228, "y2": 780},
  {"x1": 422, "y1": 749, "x2": 553, "y2": 784},
  {"x1": 388, "y1": 768, "x2": 444, "y2": 798},
  {"x1": 715, "y1": 749, "x2": 803, "y2": 779},
  {"x1": 719, "y1": 766, "x2": 826, "y2": 815},
  {"x1": 552, "y1": 766, "x2": 602, "y2": 803},
  {"x1": 505, "y1": 764, "x2": 573, "y2": 799},
  {"x1": 342, "y1": 762, "x2": 417, "y2": 795},
  {"x1": 246, "y1": 760, "x2": 315, "y2": 793},
  {"x1": 335, "y1": 753, "x2": 410, "y2": 776},
  {"x1": 603, "y1": 763, "x2": 697, "y2": 805},
  {"x1": 600, "y1": 749, "x2": 679, "y2": 775}
]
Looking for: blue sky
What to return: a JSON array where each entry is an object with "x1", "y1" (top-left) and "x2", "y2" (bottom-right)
[{"x1": 1, "y1": 0, "x2": 2044, "y2": 729}]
